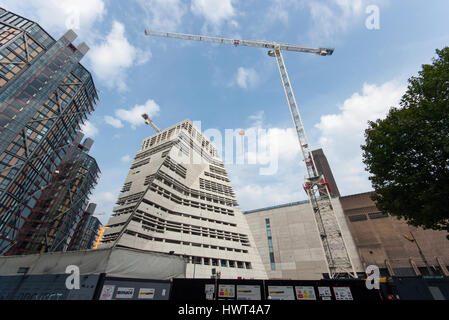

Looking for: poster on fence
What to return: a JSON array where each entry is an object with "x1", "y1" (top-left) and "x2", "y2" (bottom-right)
[
  {"x1": 333, "y1": 287, "x2": 353, "y2": 301},
  {"x1": 295, "y1": 286, "x2": 317, "y2": 300},
  {"x1": 318, "y1": 287, "x2": 332, "y2": 300},
  {"x1": 237, "y1": 285, "x2": 261, "y2": 300},
  {"x1": 267, "y1": 286, "x2": 295, "y2": 300},
  {"x1": 99, "y1": 285, "x2": 115, "y2": 300},
  {"x1": 138, "y1": 288, "x2": 155, "y2": 300},
  {"x1": 115, "y1": 287, "x2": 135, "y2": 299},
  {"x1": 218, "y1": 284, "x2": 235, "y2": 298},
  {"x1": 205, "y1": 284, "x2": 215, "y2": 300}
]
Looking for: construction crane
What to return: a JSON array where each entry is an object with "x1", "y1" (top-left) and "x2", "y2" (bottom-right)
[
  {"x1": 142, "y1": 113, "x2": 161, "y2": 133},
  {"x1": 144, "y1": 30, "x2": 357, "y2": 279}
]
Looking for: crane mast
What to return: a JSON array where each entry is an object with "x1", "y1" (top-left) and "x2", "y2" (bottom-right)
[{"x1": 145, "y1": 30, "x2": 356, "y2": 279}]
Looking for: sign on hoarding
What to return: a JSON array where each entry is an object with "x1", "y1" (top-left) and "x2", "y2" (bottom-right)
[
  {"x1": 318, "y1": 287, "x2": 332, "y2": 300},
  {"x1": 295, "y1": 286, "x2": 317, "y2": 300},
  {"x1": 115, "y1": 287, "x2": 135, "y2": 299},
  {"x1": 99, "y1": 285, "x2": 115, "y2": 300},
  {"x1": 218, "y1": 285, "x2": 235, "y2": 298},
  {"x1": 333, "y1": 287, "x2": 353, "y2": 301},
  {"x1": 267, "y1": 286, "x2": 295, "y2": 300},
  {"x1": 138, "y1": 288, "x2": 155, "y2": 300},
  {"x1": 237, "y1": 285, "x2": 261, "y2": 300}
]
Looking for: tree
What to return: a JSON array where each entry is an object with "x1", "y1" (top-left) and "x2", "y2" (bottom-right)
[{"x1": 362, "y1": 47, "x2": 449, "y2": 238}]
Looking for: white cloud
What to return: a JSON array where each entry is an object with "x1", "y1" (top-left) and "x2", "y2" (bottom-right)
[
  {"x1": 224, "y1": 111, "x2": 305, "y2": 210},
  {"x1": 121, "y1": 155, "x2": 132, "y2": 163},
  {"x1": 88, "y1": 21, "x2": 151, "y2": 91},
  {"x1": 91, "y1": 191, "x2": 116, "y2": 204},
  {"x1": 137, "y1": 0, "x2": 187, "y2": 31},
  {"x1": 315, "y1": 80, "x2": 406, "y2": 195},
  {"x1": 250, "y1": 127, "x2": 299, "y2": 163},
  {"x1": 104, "y1": 115, "x2": 124, "y2": 129},
  {"x1": 235, "y1": 183, "x2": 304, "y2": 211},
  {"x1": 249, "y1": 110, "x2": 265, "y2": 128},
  {"x1": 267, "y1": 0, "x2": 384, "y2": 40},
  {"x1": 108, "y1": 99, "x2": 161, "y2": 129},
  {"x1": 80, "y1": 121, "x2": 99, "y2": 138},
  {"x1": 0, "y1": 0, "x2": 105, "y2": 38},
  {"x1": 231, "y1": 80, "x2": 405, "y2": 210},
  {"x1": 229, "y1": 129, "x2": 306, "y2": 209},
  {"x1": 234, "y1": 67, "x2": 259, "y2": 89},
  {"x1": 90, "y1": 190, "x2": 118, "y2": 223},
  {"x1": 307, "y1": 0, "x2": 364, "y2": 39},
  {"x1": 267, "y1": 0, "x2": 303, "y2": 25},
  {"x1": 191, "y1": 0, "x2": 238, "y2": 31}
]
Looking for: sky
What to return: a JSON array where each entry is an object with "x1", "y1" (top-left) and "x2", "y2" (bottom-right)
[{"x1": 1, "y1": 0, "x2": 448, "y2": 225}]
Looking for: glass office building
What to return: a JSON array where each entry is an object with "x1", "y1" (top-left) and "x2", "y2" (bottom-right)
[
  {"x1": 0, "y1": 8, "x2": 99, "y2": 255},
  {"x1": 8, "y1": 137, "x2": 101, "y2": 255},
  {"x1": 68, "y1": 207, "x2": 102, "y2": 252}
]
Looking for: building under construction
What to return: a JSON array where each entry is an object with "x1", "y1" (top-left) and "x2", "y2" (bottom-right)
[
  {"x1": 68, "y1": 204, "x2": 102, "y2": 252},
  {"x1": 0, "y1": 8, "x2": 99, "y2": 255},
  {"x1": 7, "y1": 135, "x2": 101, "y2": 255}
]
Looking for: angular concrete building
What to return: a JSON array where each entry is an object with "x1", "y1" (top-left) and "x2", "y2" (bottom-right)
[{"x1": 100, "y1": 120, "x2": 267, "y2": 279}]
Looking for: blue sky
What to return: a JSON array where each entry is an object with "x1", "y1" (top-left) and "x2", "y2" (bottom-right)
[{"x1": 1, "y1": 0, "x2": 448, "y2": 224}]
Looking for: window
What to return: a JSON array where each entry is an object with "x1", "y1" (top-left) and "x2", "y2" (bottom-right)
[
  {"x1": 221, "y1": 260, "x2": 227, "y2": 268},
  {"x1": 266, "y1": 219, "x2": 276, "y2": 271},
  {"x1": 349, "y1": 214, "x2": 368, "y2": 222},
  {"x1": 183, "y1": 256, "x2": 192, "y2": 263},
  {"x1": 121, "y1": 182, "x2": 132, "y2": 192},
  {"x1": 368, "y1": 212, "x2": 389, "y2": 219}
]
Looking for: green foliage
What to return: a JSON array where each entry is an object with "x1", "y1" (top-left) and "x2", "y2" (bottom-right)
[{"x1": 362, "y1": 47, "x2": 449, "y2": 237}]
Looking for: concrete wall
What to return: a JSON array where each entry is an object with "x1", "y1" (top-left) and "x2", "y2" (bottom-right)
[
  {"x1": 244, "y1": 199, "x2": 363, "y2": 280},
  {"x1": 340, "y1": 192, "x2": 449, "y2": 276}
]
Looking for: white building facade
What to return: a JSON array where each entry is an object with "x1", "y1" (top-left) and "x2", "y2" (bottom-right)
[{"x1": 100, "y1": 120, "x2": 267, "y2": 279}]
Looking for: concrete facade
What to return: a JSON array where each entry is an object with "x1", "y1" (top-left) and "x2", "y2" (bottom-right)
[
  {"x1": 100, "y1": 120, "x2": 267, "y2": 280},
  {"x1": 244, "y1": 199, "x2": 363, "y2": 280},
  {"x1": 244, "y1": 191, "x2": 449, "y2": 279},
  {"x1": 340, "y1": 192, "x2": 449, "y2": 277}
]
